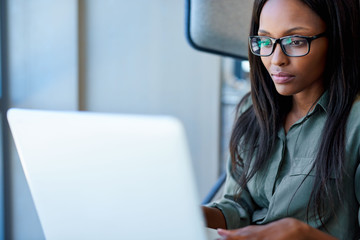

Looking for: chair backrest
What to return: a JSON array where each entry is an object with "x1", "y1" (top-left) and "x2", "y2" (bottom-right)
[{"x1": 185, "y1": 0, "x2": 254, "y2": 59}]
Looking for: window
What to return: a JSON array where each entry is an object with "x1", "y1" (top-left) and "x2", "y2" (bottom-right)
[{"x1": 220, "y1": 57, "x2": 250, "y2": 172}]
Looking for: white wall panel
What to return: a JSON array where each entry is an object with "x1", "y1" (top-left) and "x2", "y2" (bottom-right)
[
  {"x1": 7, "y1": 1, "x2": 78, "y2": 239},
  {"x1": 84, "y1": 0, "x2": 221, "y2": 199}
]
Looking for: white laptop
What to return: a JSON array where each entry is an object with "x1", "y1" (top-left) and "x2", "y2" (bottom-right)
[{"x1": 7, "y1": 108, "x2": 221, "y2": 240}]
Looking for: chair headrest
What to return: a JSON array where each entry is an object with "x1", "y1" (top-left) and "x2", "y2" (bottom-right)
[{"x1": 186, "y1": 0, "x2": 253, "y2": 59}]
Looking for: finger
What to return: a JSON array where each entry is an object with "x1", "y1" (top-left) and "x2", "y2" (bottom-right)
[
  {"x1": 218, "y1": 235, "x2": 246, "y2": 240},
  {"x1": 217, "y1": 228, "x2": 232, "y2": 236}
]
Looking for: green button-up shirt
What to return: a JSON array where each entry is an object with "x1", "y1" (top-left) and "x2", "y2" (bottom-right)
[{"x1": 210, "y1": 92, "x2": 360, "y2": 239}]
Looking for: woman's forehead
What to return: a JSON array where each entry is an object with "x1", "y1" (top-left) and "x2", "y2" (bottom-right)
[{"x1": 259, "y1": 0, "x2": 326, "y2": 36}]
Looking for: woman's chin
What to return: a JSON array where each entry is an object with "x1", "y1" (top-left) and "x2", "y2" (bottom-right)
[{"x1": 274, "y1": 86, "x2": 296, "y2": 96}]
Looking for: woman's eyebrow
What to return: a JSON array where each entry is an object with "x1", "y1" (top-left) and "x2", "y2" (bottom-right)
[
  {"x1": 258, "y1": 29, "x2": 270, "y2": 35},
  {"x1": 284, "y1": 27, "x2": 310, "y2": 35},
  {"x1": 258, "y1": 27, "x2": 310, "y2": 35}
]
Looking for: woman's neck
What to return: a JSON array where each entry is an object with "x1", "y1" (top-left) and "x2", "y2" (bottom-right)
[
  {"x1": 284, "y1": 88, "x2": 325, "y2": 133},
  {"x1": 291, "y1": 88, "x2": 324, "y2": 117}
]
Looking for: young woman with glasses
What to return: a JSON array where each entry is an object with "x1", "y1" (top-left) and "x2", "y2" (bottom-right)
[{"x1": 203, "y1": 0, "x2": 360, "y2": 239}]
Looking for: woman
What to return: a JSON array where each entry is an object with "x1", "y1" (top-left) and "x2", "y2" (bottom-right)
[{"x1": 203, "y1": 0, "x2": 360, "y2": 239}]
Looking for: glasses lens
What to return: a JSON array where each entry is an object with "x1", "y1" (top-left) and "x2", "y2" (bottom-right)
[
  {"x1": 281, "y1": 36, "x2": 309, "y2": 56},
  {"x1": 250, "y1": 37, "x2": 273, "y2": 56}
]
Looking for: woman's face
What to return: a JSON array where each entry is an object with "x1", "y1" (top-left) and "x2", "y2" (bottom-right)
[{"x1": 259, "y1": 0, "x2": 328, "y2": 97}]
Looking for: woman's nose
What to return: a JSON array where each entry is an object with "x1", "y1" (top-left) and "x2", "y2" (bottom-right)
[{"x1": 270, "y1": 44, "x2": 289, "y2": 66}]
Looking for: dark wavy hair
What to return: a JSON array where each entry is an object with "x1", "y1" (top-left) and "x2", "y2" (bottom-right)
[{"x1": 230, "y1": 0, "x2": 360, "y2": 225}]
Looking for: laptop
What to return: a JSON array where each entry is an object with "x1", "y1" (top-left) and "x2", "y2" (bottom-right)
[{"x1": 7, "y1": 108, "x2": 221, "y2": 240}]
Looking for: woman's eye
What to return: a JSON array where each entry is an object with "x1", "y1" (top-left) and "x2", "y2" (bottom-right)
[
  {"x1": 291, "y1": 40, "x2": 304, "y2": 45},
  {"x1": 286, "y1": 38, "x2": 306, "y2": 47}
]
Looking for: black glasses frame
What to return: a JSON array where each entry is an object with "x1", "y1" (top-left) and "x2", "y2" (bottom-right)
[{"x1": 249, "y1": 32, "x2": 326, "y2": 57}]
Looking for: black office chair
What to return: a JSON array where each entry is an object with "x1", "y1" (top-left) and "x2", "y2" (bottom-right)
[
  {"x1": 185, "y1": 0, "x2": 253, "y2": 59},
  {"x1": 185, "y1": 0, "x2": 253, "y2": 204}
]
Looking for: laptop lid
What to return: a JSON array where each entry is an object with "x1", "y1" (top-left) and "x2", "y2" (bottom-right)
[{"x1": 7, "y1": 108, "x2": 208, "y2": 240}]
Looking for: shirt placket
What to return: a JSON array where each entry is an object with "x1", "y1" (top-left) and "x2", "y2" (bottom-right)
[{"x1": 269, "y1": 128, "x2": 287, "y2": 196}]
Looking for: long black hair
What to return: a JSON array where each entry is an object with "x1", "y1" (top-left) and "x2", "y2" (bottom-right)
[{"x1": 230, "y1": 0, "x2": 360, "y2": 225}]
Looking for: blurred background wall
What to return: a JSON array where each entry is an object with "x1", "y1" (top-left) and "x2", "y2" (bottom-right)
[{"x1": 6, "y1": 1, "x2": 222, "y2": 239}]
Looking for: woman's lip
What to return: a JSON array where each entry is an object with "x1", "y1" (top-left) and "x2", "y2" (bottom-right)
[{"x1": 271, "y1": 72, "x2": 295, "y2": 84}]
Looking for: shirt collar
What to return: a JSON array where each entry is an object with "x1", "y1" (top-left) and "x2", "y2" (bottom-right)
[
  {"x1": 314, "y1": 90, "x2": 329, "y2": 113},
  {"x1": 277, "y1": 91, "x2": 329, "y2": 140}
]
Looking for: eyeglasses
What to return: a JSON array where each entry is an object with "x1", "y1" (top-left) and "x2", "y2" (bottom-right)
[{"x1": 249, "y1": 32, "x2": 326, "y2": 57}]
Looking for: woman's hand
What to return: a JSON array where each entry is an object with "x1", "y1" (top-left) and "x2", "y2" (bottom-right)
[
  {"x1": 217, "y1": 218, "x2": 337, "y2": 240},
  {"x1": 202, "y1": 206, "x2": 227, "y2": 229}
]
